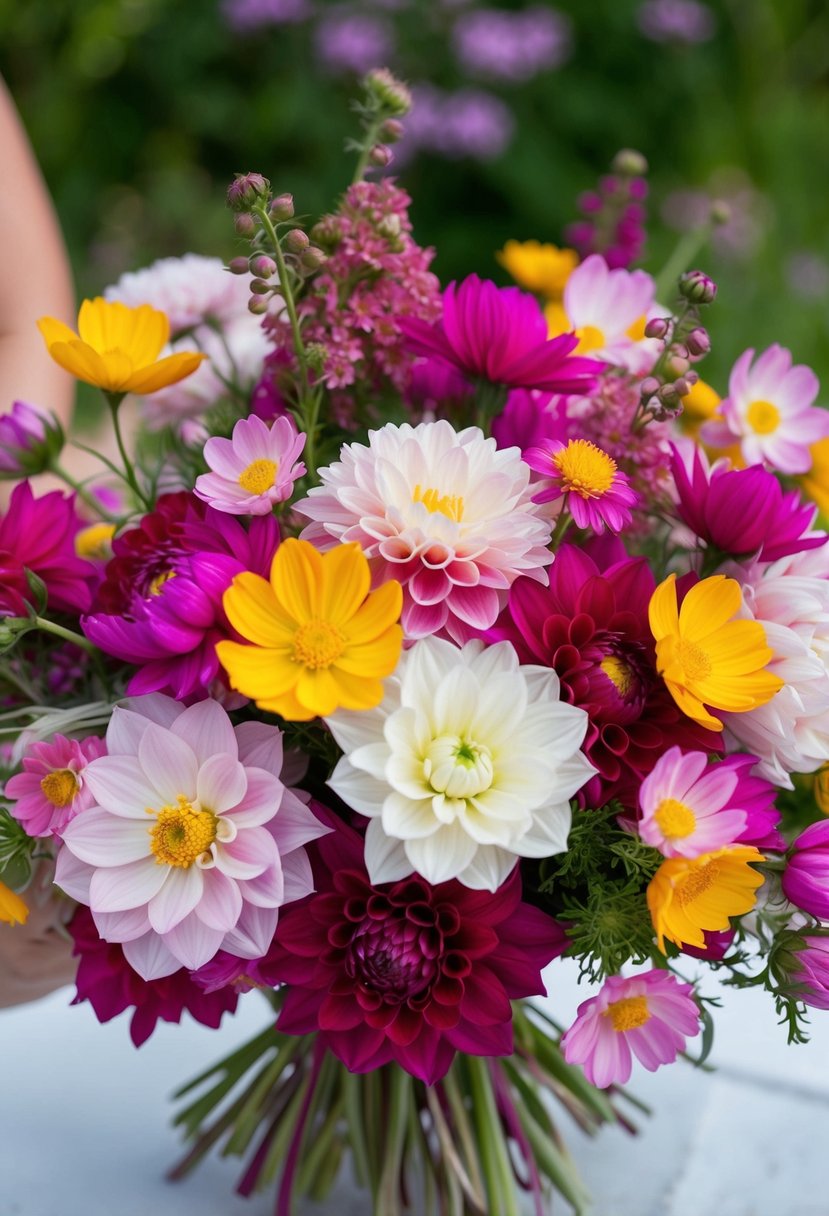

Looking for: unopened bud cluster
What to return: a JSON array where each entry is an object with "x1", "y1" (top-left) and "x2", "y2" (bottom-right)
[{"x1": 638, "y1": 272, "x2": 717, "y2": 423}]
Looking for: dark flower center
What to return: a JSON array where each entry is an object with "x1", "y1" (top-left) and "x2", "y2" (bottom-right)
[{"x1": 346, "y1": 907, "x2": 441, "y2": 1004}]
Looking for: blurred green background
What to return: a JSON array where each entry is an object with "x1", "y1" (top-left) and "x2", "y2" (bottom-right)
[{"x1": 1, "y1": 0, "x2": 828, "y2": 389}]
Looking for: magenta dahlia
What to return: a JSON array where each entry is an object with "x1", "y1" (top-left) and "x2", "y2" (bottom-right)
[
  {"x1": 265, "y1": 818, "x2": 568, "y2": 1085},
  {"x1": 485, "y1": 542, "x2": 720, "y2": 808},
  {"x1": 81, "y1": 492, "x2": 279, "y2": 699},
  {"x1": 0, "y1": 481, "x2": 95, "y2": 617}
]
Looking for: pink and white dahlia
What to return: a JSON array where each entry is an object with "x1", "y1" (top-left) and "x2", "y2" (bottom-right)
[
  {"x1": 294, "y1": 420, "x2": 555, "y2": 640},
  {"x1": 194, "y1": 414, "x2": 306, "y2": 515},
  {"x1": 702, "y1": 345, "x2": 829, "y2": 474},
  {"x1": 548, "y1": 254, "x2": 662, "y2": 374},
  {"x1": 4, "y1": 733, "x2": 107, "y2": 839},
  {"x1": 561, "y1": 969, "x2": 700, "y2": 1087},
  {"x1": 638, "y1": 746, "x2": 749, "y2": 857},
  {"x1": 56, "y1": 694, "x2": 328, "y2": 979},
  {"x1": 326, "y1": 636, "x2": 594, "y2": 892}
]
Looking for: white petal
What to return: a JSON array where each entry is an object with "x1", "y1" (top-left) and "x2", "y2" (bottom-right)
[
  {"x1": 106, "y1": 705, "x2": 153, "y2": 757},
  {"x1": 197, "y1": 754, "x2": 248, "y2": 815},
  {"x1": 404, "y1": 822, "x2": 478, "y2": 885},
  {"x1": 381, "y1": 791, "x2": 439, "y2": 839},
  {"x1": 83, "y1": 756, "x2": 162, "y2": 818},
  {"x1": 162, "y1": 912, "x2": 225, "y2": 970},
  {"x1": 148, "y1": 864, "x2": 205, "y2": 933},
  {"x1": 139, "y1": 723, "x2": 199, "y2": 804},
  {"x1": 348, "y1": 741, "x2": 392, "y2": 781},
  {"x1": 328, "y1": 759, "x2": 386, "y2": 817},
  {"x1": 220, "y1": 903, "x2": 278, "y2": 959},
  {"x1": 224, "y1": 767, "x2": 283, "y2": 828},
  {"x1": 432, "y1": 667, "x2": 479, "y2": 737},
  {"x1": 173, "y1": 699, "x2": 238, "y2": 766},
  {"x1": 54, "y1": 846, "x2": 93, "y2": 902},
  {"x1": 194, "y1": 868, "x2": 243, "y2": 931},
  {"x1": 122, "y1": 931, "x2": 183, "y2": 981},
  {"x1": 214, "y1": 825, "x2": 277, "y2": 879},
  {"x1": 94, "y1": 905, "x2": 151, "y2": 943},
  {"x1": 514, "y1": 802, "x2": 572, "y2": 858},
  {"x1": 468, "y1": 673, "x2": 528, "y2": 747},
  {"x1": 280, "y1": 849, "x2": 314, "y2": 904},
  {"x1": 89, "y1": 857, "x2": 169, "y2": 912},
  {"x1": 458, "y1": 846, "x2": 517, "y2": 892},
  {"x1": 62, "y1": 808, "x2": 151, "y2": 867},
  {"x1": 237, "y1": 856, "x2": 285, "y2": 908},
  {"x1": 364, "y1": 818, "x2": 414, "y2": 884},
  {"x1": 122, "y1": 692, "x2": 186, "y2": 731}
]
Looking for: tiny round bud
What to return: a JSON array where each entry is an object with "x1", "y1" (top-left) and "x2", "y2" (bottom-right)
[
  {"x1": 611, "y1": 148, "x2": 648, "y2": 177},
  {"x1": 679, "y1": 269, "x2": 718, "y2": 304},
  {"x1": 684, "y1": 370, "x2": 700, "y2": 387},
  {"x1": 284, "y1": 229, "x2": 310, "y2": 254},
  {"x1": 686, "y1": 327, "x2": 711, "y2": 357},
  {"x1": 672, "y1": 343, "x2": 690, "y2": 361},
  {"x1": 300, "y1": 247, "x2": 327, "y2": 271},
  {"x1": 377, "y1": 214, "x2": 402, "y2": 240},
  {"x1": 644, "y1": 317, "x2": 669, "y2": 340},
  {"x1": 250, "y1": 255, "x2": 277, "y2": 278},
  {"x1": 227, "y1": 172, "x2": 270, "y2": 212},
  {"x1": 306, "y1": 342, "x2": 327, "y2": 375},
  {"x1": 380, "y1": 118, "x2": 405, "y2": 143},
  {"x1": 639, "y1": 376, "x2": 661, "y2": 400},
  {"x1": 672, "y1": 377, "x2": 690, "y2": 398},
  {"x1": 228, "y1": 256, "x2": 252, "y2": 275},
  {"x1": 311, "y1": 215, "x2": 344, "y2": 250},
  {"x1": 369, "y1": 144, "x2": 393, "y2": 168},
  {"x1": 667, "y1": 355, "x2": 690, "y2": 377},
  {"x1": 248, "y1": 296, "x2": 269, "y2": 315},
  {"x1": 709, "y1": 199, "x2": 732, "y2": 226},
  {"x1": 234, "y1": 213, "x2": 257, "y2": 238},
  {"x1": 270, "y1": 192, "x2": 295, "y2": 221},
  {"x1": 249, "y1": 278, "x2": 271, "y2": 296},
  {"x1": 658, "y1": 382, "x2": 681, "y2": 408},
  {"x1": 363, "y1": 68, "x2": 412, "y2": 117}
]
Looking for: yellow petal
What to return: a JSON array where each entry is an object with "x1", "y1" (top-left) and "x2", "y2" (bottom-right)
[
  {"x1": 47, "y1": 339, "x2": 113, "y2": 388},
  {"x1": 337, "y1": 624, "x2": 403, "y2": 678},
  {"x1": 78, "y1": 298, "x2": 170, "y2": 364},
  {"x1": 223, "y1": 572, "x2": 296, "y2": 647},
  {"x1": 215, "y1": 641, "x2": 299, "y2": 699},
  {"x1": 0, "y1": 881, "x2": 29, "y2": 925},
  {"x1": 648, "y1": 574, "x2": 679, "y2": 642},
  {"x1": 327, "y1": 667, "x2": 386, "y2": 712},
  {"x1": 256, "y1": 686, "x2": 318, "y2": 722},
  {"x1": 37, "y1": 315, "x2": 79, "y2": 348},
  {"x1": 123, "y1": 351, "x2": 206, "y2": 394},
  {"x1": 665, "y1": 677, "x2": 723, "y2": 732},
  {"x1": 320, "y1": 543, "x2": 371, "y2": 625},
  {"x1": 271, "y1": 539, "x2": 322, "y2": 623},
  {"x1": 346, "y1": 579, "x2": 403, "y2": 643},
  {"x1": 294, "y1": 667, "x2": 341, "y2": 717},
  {"x1": 680, "y1": 576, "x2": 742, "y2": 642}
]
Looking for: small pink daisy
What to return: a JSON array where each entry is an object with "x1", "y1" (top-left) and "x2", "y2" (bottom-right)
[
  {"x1": 524, "y1": 437, "x2": 638, "y2": 532},
  {"x1": 194, "y1": 414, "x2": 306, "y2": 515},
  {"x1": 5, "y1": 733, "x2": 107, "y2": 839},
  {"x1": 561, "y1": 970, "x2": 700, "y2": 1087},
  {"x1": 638, "y1": 746, "x2": 749, "y2": 858}
]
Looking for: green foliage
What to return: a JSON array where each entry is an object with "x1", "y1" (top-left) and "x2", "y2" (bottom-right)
[{"x1": 0, "y1": 804, "x2": 36, "y2": 890}]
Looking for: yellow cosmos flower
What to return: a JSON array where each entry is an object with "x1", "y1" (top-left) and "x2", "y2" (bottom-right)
[
  {"x1": 217, "y1": 539, "x2": 403, "y2": 721},
  {"x1": 497, "y1": 240, "x2": 578, "y2": 301},
  {"x1": 0, "y1": 880, "x2": 29, "y2": 926},
  {"x1": 649, "y1": 573, "x2": 783, "y2": 732},
  {"x1": 647, "y1": 845, "x2": 765, "y2": 953},
  {"x1": 799, "y1": 437, "x2": 829, "y2": 522},
  {"x1": 38, "y1": 298, "x2": 206, "y2": 395}
]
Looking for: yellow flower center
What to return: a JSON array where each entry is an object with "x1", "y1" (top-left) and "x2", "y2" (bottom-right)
[
  {"x1": 40, "y1": 768, "x2": 80, "y2": 808},
  {"x1": 600, "y1": 655, "x2": 633, "y2": 696},
  {"x1": 238, "y1": 458, "x2": 279, "y2": 495},
  {"x1": 552, "y1": 440, "x2": 617, "y2": 499},
  {"x1": 626, "y1": 315, "x2": 648, "y2": 342},
  {"x1": 746, "y1": 400, "x2": 780, "y2": 435},
  {"x1": 292, "y1": 619, "x2": 346, "y2": 670},
  {"x1": 604, "y1": 995, "x2": 650, "y2": 1032},
  {"x1": 149, "y1": 796, "x2": 217, "y2": 868},
  {"x1": 677, "y1": 858, "x2": 719, "y2": 904},
  {"x1": 412, "y1": 484, "x2": 465, "y2": 522},
  {"x1": 677, "y1": 639, "x2": 712, "y2": 682},
  {"x1": 149, "y1": 569, "x2": 176, "y2": 597},
  {"x1": 75, "y1": 522, "x2": 117, "y2": 561},
  {"x1": 654, "y1": 797, "x2": 697, "y2": 840},
  {"x1": 575, "y1": 324, "x2": 607, "y2": 354}
]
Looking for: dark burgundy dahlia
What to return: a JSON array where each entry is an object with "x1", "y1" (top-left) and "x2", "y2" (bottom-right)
[
  {"x1": 487, "y1": 542, "x2": 719, "y2": 808},
  {"x1": 267, "y1": 822, "x2": 567, "y2": 1085}
]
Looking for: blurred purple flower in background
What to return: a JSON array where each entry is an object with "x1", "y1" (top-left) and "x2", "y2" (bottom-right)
[
  {"x1": 314, "y1": 10, "x2": 395, "y2": 74},
  {"x1": 661, "y1": 172, "x2": 769, "y2": 260},
  {"x1": 452, "y1": 7, "x2": 572, "y2": 82},
  {"x1": 404, "y1": 83, "x2": 514, "y2": 161},
  {"x1": 221, "y1": 0, "x2": 312, "y2": 33},
  {"x1": 637, "y1": 0, "x2": 715, "y2": 44},
  {"x1": 786, "y1": 253, "x2": 829, "y2": 301}
]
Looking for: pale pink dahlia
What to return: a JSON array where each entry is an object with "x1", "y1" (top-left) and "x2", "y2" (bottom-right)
[
  {"x1": 5, "y1": 733, "x2": 107, "y2": 839},
  {"x1": 194, "y1": 414, "x2": 306, "y2": 515},
  {"x1": 55, "y1": 694, "x2": 328, "y2": 980},
  {"x1": 294, "y1": 420, "x2": 554, "y2": 640},
  {"x1": 561, "y1": 969, "x2": 700, "y2": 1087}
]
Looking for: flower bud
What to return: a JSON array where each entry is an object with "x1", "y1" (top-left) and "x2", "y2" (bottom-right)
[
  {"x1": 249, "y1": 278, "x2": 271, "y2": 296},
  {"x1": 679, "y1": 269, "x2": 717, "y2": 304},
  {"x1": 300, "y1": 247, "x2": 327, "y2": 272},
  {"x1": 305, "y1": 342, "x2": 327, "y2": 375},
  {"x1": 269, "y1": 192, "x2": 295, "y2": 221},
  {"x1": 227, "y1": 172, "x2": 271, "y2": 212},
  {"x1": 644, "y1": 317, "x2": 669, "y2": 340},
  {"x1": 234, "y1": 213, "x2": 257, "y2": 238},
  {"x1": 228, "y1": 256, "x2": 252, "y2": 275},
  {"x1": 0, "y1": 401, "x2": 64, "y2": 479},
  {"x1": 667, "y1": 355, "x2": 690, "y2": 378},
  {"x1": 363, "y1": 68, "x2": 412, "y2": 116},
  {"x1": 782, "y1": 820, "x2": 829, "y2": 918},
  {"x1": 369, "y1": 144, "x2": 393, "y2": 168},
  {"x1": 672, "y1": 377, "x2": 690, "y2": 398},
  {"x1": 686, "y1": 327, "x2": 711, "y2": 357},
  {"x1": 250, "y1": 255, "x2": 277, "y2": 279},
  {"x1": 248, "y1": 296, "x2": 269, "y2": 315},
  {"x1": 380, "y1": 118, "x2": 405, "y2": 143},
  {"x1": 611, "y1": 148, "x2": 648, "y2": 177},
  {"x1": 658, "y1": 382, "x2": 682, "y2": 409},
  {"x1": 684, "y1": 370, "x2": 700, "y2": 387},
  {"x1": 310, "y1": 215, "x2": 344, "y2": 250},
  {"x1": 284, "y1": 229, "x2": 310, "y2": 254},
  {"x1": 710, "y1": 199, "x2": 732, "y2": 226},
  {"x1": 639, "y1": 376, "x2": 661, "y2": 401}
]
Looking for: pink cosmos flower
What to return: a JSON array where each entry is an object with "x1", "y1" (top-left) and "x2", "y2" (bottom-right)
[
  {"x1": 789, "y1": 935, "x2": 829, "y2": 1010},
  {"x1": 561, "y1": 970, "x2": 700, "y2": 1087},
  {"x1": 0, "y1": 482, "x2": 95, "y2": 617},
  {"x1": 56, "y1": 694, "x2": 328, "y2": 979},
  {"x1": 551, "y1": 254, "x2": 662, "y2": 374},
  {"x1": 4, "y1": 733, "x2": 107, "y2": 839},
  {"x1": 295, "y1": 420, "x2": 554, "y2": 640},
  {"x1": 782, "y1": 820, "x2": 829, "y2": 920},
  {"x1": 638, "y1": 746, "x2": 753, "y2": 857},
  {"x1": 194, "y1": 414, "x2": 306, "y2": 515},
  {"x1": 525, "y1": 438, "x2": 639, "y2": 533},
  {"x1": 399, "y1": 275, "x2": 603, "y2": 394},
  {"x1": 69, "y1": 905, "x2": 239, "y2": 1047},
  {"x1": 702, "y1": 345, "x2": 829, "y2": 474}
]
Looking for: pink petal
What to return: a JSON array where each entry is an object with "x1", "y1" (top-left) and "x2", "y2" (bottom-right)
[
  {"x1": 138, "y1": 724, "x2": 199, "y2": 804},
  {"x1": 194, "y1": 868, "x2": 243, "y2": 931},
  {"x1": 215, "y1": 825, "x2": 278, "y2": 878},
  {"x1": 197, "y1": 754, "x2": 248, "y2": 815},
  {"x1": 220, "y1": 903, "x2": 279, "y2": 959},
  {"x1": 172, "y1": 699, "x2": 239, "y2": 766},
  {"x1": 121, "y1": 931, "x2": 183, "y2": 981},
  {"x1": 89, "y1": 857, "x2": 169, "y2": 912},
  {"x1": 62, "y1": 808, "x2": 151, "y2": 867},
  {"x1": 83, "y1": 756, "x2": 161, "y2": 819},
  {"x1": 148, "y1": 864, "x2": 205, "y2": 933},
  {"x1": 234, "y1": 720, "x2": 285, "y2": 777},
  {"x1": 162, "y1": 912, "x2": 226, "y2": 970},
  {"x1": 94, "y1": 905, "x2": 151, "y2": 943}
]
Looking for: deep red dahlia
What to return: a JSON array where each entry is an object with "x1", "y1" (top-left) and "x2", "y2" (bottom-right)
[{"x1": 266, "y1": 820, "x2": 567, "y2": 1085}]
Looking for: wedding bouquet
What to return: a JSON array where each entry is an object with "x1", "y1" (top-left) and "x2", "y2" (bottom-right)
[{"x1": 4, "y1": 70, "x2": 829, "y2": 1216}]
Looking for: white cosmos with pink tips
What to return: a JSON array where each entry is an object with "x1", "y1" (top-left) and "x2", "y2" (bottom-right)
[
  {"x1": 56, "y1": 694, "x2": 328, "y2": 980},
  {"x1": 294, "y1": 420, "x2": 554, "y2": 641}
]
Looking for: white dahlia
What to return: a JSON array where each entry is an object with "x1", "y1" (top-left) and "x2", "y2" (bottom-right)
[
  {"x1": 294, "y1": 420, "x2": 554, "y2": 641},
  {"x1": 106, "y1": 254, "x2": 252, "y2": 333},
  {"x1": 326, "y1": 637, "x2": 595, "y2": 891}
]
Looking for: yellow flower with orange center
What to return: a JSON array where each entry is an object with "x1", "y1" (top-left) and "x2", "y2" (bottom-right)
[
  {"x1": 38, "y1": 298, "x2": 206, "y2": 395},
  {"x1": 799, "y1": 437, "x2": 829, "y2": 522},
  {"x1": 217, "y1": 539, "x2": 403, "y2": 721},
  {"x1": 497, "y1": 240, "x2": 578, "y2": 301},
  {"x1": 647, "y1": 845, "x2": 766, "y2": 953},
  {"x1": 649, "y1": 573, "x2": 783, "y2": 732},
  {"x1": 0, "y1": 880, "x2": 29, "y2": 926}
]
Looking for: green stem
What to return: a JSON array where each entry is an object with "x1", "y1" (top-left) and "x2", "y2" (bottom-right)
[
  {"x1": 466, "y1": 1057, "x2": 520, "y2": 1216},
  {"x1": 254, "y1": 205, "x2": 312, "y2": 407},
  {"x1": 33, "y1": 617, "x2": 97, "y2": 654},
  {"x1": 351, "y1": 118, "x2": 386, "y2": 184},
  {"x1": 51, "y1": 462, "x2": 117, "y2": 520},
  {"x1": 549, "y1": 508, "x2": 573, "y2": 551},
  {"x1": 376, "y1": 1067, "x2": 411, "y2": 1216},
  {"x1": 654, "y1": 225, "x2": 712, "y2": 301},
  {"x1": 0, "y1": 662, "x2": 40, "y2": 703},
  {"x1": 104, "y1": 392, "x2": 152, "y2": 510}
]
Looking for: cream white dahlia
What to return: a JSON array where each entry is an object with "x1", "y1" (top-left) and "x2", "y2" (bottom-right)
[
  {"x1": 326, "y1": 637, "x2": 595, "y2": 891},
  {"x1": 294, "y1": 420, "x2": 555, "y2": 641}
]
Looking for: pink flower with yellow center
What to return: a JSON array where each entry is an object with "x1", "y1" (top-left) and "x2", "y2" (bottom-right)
[
  {"x1": 194, "y1": 414, "x2": 306, "y2": 515},
  {"x1": 561, "y1": 970, "x2": 700, "y2": 1087},
  {"x1": 5, "y1": 733, "x2": 107, "y2": 839},
  {"x1": 638, "y1": 745, "x2": 750, "y2": 857},
  {"x1": 524, "y1": 437, "x2": 639, "y2": 533}
]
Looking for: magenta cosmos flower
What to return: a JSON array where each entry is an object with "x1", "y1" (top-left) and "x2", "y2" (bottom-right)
[
  {"x1": 266, "y1": 817, "x2": 568, "y2": 1086},
  {"x1": 561, "y1": 970, "x2": 700, "y2": 1087},
  {"x1": 295, "y1": 420, "x2": 554, "y2": 640},
  {"x1": 0, "y1": 400, "x2": 63, "y2": 478},
  {"x1": 485, "y1": 543, "x2": 719, "y2": 809},
  {"x1": 56, "y1": 694, "x2": 328, "y2": 979},
  {"x1": 81, "y1": 492, "x2": 279, "y2": 699},
  {"x1": 0, "y1": 481, "x2": 95, "y2": 617},
  {"x1": 670, "y1": 442, "x2": 825, "y2": 563},
  {"x1": 194, "y1": 414, "x2": 306, "y2": 515},
  {"x1": 782, "y1": 820, "x2": 829, "y2": 920},
  {"x1": 525, "y1": 437, "x2": 639, "y2": 533},
  {"x1": 69, "y1": 905, "x2": 239, "y2": 1046},
  {"x1": 4, "y1": 733, "x2": 107, "y2": 839},
  {"x1": 399, "y1": 275, "x2": 603, "y2": 394},
  {"x1": 788, "y1": 935, "x2": 829, "y2": 1010}
]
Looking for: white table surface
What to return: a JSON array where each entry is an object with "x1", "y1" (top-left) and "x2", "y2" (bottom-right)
[{"x1": 3, "y1": 957, "x2": 829, "y2": 1216}]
